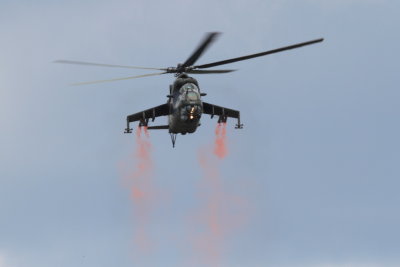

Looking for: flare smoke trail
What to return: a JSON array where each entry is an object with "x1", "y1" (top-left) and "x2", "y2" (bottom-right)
[
  {"x1": 214, "y1": 122, "x2": 228, "y2": 159},
  {"x1": 195, "y1": 122, "x2": 229, "y2": 266},
  {"x1": 121, "y1": 126, "x2": 154, "y2": 254}
]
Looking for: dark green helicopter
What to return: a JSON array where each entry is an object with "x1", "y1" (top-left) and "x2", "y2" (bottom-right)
[{"x1": 55, "y1": 33, "x2": 323, "y2": 147}]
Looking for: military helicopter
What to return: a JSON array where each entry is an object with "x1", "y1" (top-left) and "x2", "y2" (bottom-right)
[{"x1": 55, "y1": 33, "x2": 323, "y2": 147}]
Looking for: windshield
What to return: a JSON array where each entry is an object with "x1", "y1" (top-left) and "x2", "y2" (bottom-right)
[
  {"x1": 180, "y1": 83, "x2": 199, "y2": 93},
  {"x1": 187, "y1": 91, "x2": 199, "y2": 101}
]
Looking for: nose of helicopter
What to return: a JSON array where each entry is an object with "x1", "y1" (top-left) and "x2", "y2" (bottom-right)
[{"x1": 182, "y1": 104, "x2": 201, "y2": 120}]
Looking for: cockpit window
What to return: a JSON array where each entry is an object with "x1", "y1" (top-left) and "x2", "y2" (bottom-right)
[
  {"x1": 180, "y1": 83, "x2": 199, "y2": 93},
  {"x1": 185, "y1": 84, "x2": 194, "y2": 90},
  {"x1": 187, "y1": 91, "x2": 199, "y2": 101}
]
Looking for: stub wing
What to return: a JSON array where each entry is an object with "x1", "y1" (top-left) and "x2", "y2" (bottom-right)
[
  {"x1": 202, "y1": 102, "x2": 243, "y2": 128},
  {"x1": 124, "y1": 103, "x2": 170, "y2": 133}
]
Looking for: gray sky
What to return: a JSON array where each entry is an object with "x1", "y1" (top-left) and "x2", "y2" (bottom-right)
[{"x1": 1, "y1": 0, "x2": 399, "y2": 266}]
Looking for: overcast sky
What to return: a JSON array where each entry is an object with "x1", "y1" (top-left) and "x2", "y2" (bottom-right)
[{"x1": 1, "y1": 0, "x2": 399, "y2": 266}]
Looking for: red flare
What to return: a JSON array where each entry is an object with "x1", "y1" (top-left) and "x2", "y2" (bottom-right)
[
  {"x1": 121, "y1": 126, "x2": 154, "y2": 256},
  {"x1": 195, "y1": 148, "x2": 223, "y2": 266},
  {"x1": 214, "y1": 123, "x2": 228, "y2": 159},
  {"x1": 132, "y1": 187, "x2": 145, "y2": 200},
  {"x1": 192, "y1": 123, "x2": 230, "y2": 265},
  {"x1": 192, "y1": 123, "x2": 249, "y2": 266},
  {"x1": 143, "y1": 126, "x2": 150, "y2": 138}
]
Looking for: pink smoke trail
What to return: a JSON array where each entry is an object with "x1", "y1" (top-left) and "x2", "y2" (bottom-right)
[
  {"x1": 193, "y1": 123, "x2": 230, "y2": 266},
  {"x1": 120, "y1": 126, "x2": 154, "y2": 255},
  {"x1": 214, "y1": 122, "x2": 228, "y2": 159}
]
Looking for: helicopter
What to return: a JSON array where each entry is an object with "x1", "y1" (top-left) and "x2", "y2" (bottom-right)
[{"x1": 55, "y1": 32, "x2": 323, "y2": 147}]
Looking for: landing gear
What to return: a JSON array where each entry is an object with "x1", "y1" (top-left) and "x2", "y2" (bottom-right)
[{"x1": 170, "y1": 133, "x2": 177, "y2": 148}]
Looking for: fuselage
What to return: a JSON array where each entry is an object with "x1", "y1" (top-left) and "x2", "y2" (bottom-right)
[{"x1": 168, "y1": 75, "x2": 202, "y2": 134}]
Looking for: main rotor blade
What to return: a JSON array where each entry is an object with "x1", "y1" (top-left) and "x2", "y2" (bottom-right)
[
  {"x1": 186, "y1": 69, "x2": 236, "y2": 74},
  {"x1": 71, "y1": 72, "x2": 167, "y2": 86},
  {"x1": 194, "y1": 38, "x2": 324, "y2": 69},
  {"x1": 54, "y1": 60, "x2": 167, "y2": 71},
  {"x1": 182, "y1": 32, "x2": 221, "y2": 68}
]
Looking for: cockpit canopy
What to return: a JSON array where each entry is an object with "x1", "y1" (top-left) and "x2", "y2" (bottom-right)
[
  {"x1": 180, "y1": 83, "x2": 200, "y2": 101},
  {"x1": 187, "y1": 91, "x2": 199, "y2": 101},
  {"x1": 180, "y1": 83, "x2": 198, "y2": 92}
]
